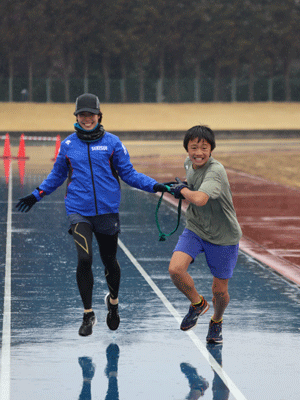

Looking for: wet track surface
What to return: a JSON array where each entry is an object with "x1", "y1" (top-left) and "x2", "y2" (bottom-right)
[{"x1": 1, "y1": 170, "x2": 300, "y2": 399}]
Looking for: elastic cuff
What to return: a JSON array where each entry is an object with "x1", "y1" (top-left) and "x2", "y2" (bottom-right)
[
  {"x1": 211, "y1": 317, "x2": 223, "y2": 323},
  {"x1": 32, "y1": 188, "x2": 45, "y2": 201}
]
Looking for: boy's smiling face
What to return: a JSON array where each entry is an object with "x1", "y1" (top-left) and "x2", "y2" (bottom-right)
[{"x1": 187, "y1": 138, "x2": 212, "y2": 169}]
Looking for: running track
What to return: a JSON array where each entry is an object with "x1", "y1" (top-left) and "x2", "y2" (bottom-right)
[{"x1": 0, "y1": 158, "x2": 300, "y2": 400}]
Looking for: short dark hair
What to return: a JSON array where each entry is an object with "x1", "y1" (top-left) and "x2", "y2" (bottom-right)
[{"x1": 183, "y1": 125, "x2": 216, "y2": 151}]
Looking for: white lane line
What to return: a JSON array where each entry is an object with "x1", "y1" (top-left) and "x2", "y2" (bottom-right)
[
  {"x1": 118, "y1": 238, "x2": 248, "y2": 400},
  {"x1": 0, "y1": 165, "x2": 12, "y2": 400}
]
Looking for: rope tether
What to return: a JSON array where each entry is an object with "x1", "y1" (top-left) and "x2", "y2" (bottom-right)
[{"x1": 155, "y1": 189, "x2": 182, "y2": 241}]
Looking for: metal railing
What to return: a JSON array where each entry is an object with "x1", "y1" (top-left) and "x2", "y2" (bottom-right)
[{"x1": 0, "y1": 76, "x2": 298, "y2": 103}]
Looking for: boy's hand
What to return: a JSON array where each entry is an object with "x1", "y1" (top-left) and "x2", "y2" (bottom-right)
[
  {"x1": 163, "y1": 180, "x2": 188, "y2": 186},
  {"x1": 169, "y1": 178, "x2": 188, "y2": 199},
  {"x1": 16, "y1": 194, "x2": 37, "y2": 212},
  {"x1": 163, "y1": 181, "x2": 177, "y2": 186},
  {"x1": 153, "y1": 183, "x2": 170, "y2": 193}
]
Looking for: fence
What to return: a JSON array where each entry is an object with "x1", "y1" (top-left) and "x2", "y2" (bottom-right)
[{"x1": 0, "y1": 76, "x2": 300, "y2": 103}]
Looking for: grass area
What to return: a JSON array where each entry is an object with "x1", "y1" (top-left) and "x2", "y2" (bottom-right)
[{"x1": 217, "y1": 152, "x2": 300, "y2": 189}]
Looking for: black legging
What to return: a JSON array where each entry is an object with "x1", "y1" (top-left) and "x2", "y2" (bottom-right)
[{"x1": 71, "y1": 222, "x2": 121, "y2": 310}]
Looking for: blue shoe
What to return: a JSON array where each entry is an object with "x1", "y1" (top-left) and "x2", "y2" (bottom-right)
[
  {"x1": 180, "y1": 298, "x2": 210, "y2": 331},
  {"x1": 206, "y1": 319, "x2": 223, "y2": 344},
  {"x1": 105, "y1": 344, "x2": 120, "y2": 378},
  {"x1": 78, "y1": 357, "x2": 95, "y2": 381},
  {"x1": 206, "y1": 343, "x2": 223, "y2": 365},
  {"x1": 180, "y1": 363, "x2": 209, "y2": 395}
]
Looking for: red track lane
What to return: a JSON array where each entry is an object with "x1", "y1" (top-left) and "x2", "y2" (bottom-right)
[{"x1": 227, "y1": 168, "x2": 300, "y2": 286}]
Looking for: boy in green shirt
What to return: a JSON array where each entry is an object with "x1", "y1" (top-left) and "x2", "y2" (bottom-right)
[{"x1": 169, "y1": 125, "x2": 242, "y2": 344}]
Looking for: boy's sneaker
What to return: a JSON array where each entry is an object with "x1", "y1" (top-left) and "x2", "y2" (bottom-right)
[
  {"x1": 105, "y1": 293, "x2": 120, "y2": 331},
  {"x1": 79, "y1": 311, "x2": 97, "y2": 337},
  {"x1": 180, "y1": 298, "x2": 210, "y2": 331},
  {"x1": 206, "y1": 319, "x2": 223, "y2": 344}
]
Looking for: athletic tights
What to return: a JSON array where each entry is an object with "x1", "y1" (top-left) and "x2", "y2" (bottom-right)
[{"x1": 71, "y1": 222, "x2": 120, "y2": 310}]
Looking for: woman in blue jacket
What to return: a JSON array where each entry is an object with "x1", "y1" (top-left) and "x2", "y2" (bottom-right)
[{"x1": 16, "y1": 93, "x2": 167, "y2": 337}]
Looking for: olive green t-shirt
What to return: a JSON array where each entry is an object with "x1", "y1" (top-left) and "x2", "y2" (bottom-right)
[{"x1": 184, "y1": 156, "x2": 242, "y2": 245}]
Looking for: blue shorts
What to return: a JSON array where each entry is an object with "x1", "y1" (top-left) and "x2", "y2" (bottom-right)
[{"x1": 173, "y1": 228, "x2": 239, "y2": 279}]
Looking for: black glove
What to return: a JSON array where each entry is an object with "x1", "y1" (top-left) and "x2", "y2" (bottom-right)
[
  {"x1": 163, "y1": 180, "x2": 188, "y2": 186},
  {"x1": 163, "y1": 181, "x2": 178, "y2": 186},
  {"x1": 153, "y1": 183, "x2": 170, "y2": 193},
  {"x1": 169, "y1": 178, "x2": 188, "y2": 199},
  {"x1": 16, "y1": 194, "x2": 37, "y2": 213}
]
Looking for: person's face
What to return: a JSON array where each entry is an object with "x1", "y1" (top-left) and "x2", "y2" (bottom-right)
[
  {"x1": 187, "y1": 138, "x2": 212, "y2": 169},
  {"x1": 77, "y1": 112, "x2": 99, "y2": 130}
]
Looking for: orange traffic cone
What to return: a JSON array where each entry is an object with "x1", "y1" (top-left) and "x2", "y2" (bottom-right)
[
  {"x1": 2, "y1": 133, "x2": 11, "y2": 158},
  {"x1": 52, "y1": 135, "x2": 61, "y2": 161},
  {"x1": 15, "y1": 133, "x2": 29, "y2": 159}
]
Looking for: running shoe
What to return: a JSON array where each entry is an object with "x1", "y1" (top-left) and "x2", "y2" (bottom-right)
[
  {"x1": 105, "y1": 293, "x2": 120, "y2": 331},
  {"x1": 180, "y1": 298, "x2": 210, "y2": 331},
  {"x1": 206, "y1": 319, "x2": 223, "y2": 344},
  {"x1": 78, "y1": 311, "x2": 97, "y2": 337}
]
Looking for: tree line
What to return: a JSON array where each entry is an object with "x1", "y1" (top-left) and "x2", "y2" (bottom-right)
[{"x1": 1, "y1": 0, "x2": 300, "y2": 102}]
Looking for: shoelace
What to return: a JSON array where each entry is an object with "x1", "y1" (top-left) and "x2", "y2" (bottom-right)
[
  {"x1": 210, "y1": 321, "x2": 222, "y2": 333},
  {"x1": 108, "y1": 304, "x2": 118, "y2": 316},
  {"x1": 83, "y1": 313, "x2": 94, "y2": 324}
]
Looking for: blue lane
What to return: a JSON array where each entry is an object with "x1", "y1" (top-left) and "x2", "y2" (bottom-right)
[
  {"x1": 1, "y1": 175, "x2": 300, "y2": 399},
  {"x1": 119, "y1": 186, "x2": 300, "y2": 400}
]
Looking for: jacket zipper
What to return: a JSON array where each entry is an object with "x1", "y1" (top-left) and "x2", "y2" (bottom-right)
[{"x1": 87, "y1": 143, "x2": 98, "y2": 214}]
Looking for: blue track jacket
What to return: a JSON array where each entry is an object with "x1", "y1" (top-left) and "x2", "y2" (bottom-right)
[{"x1": 32, "y1": 132, "x2": 158, "y2": 216}]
